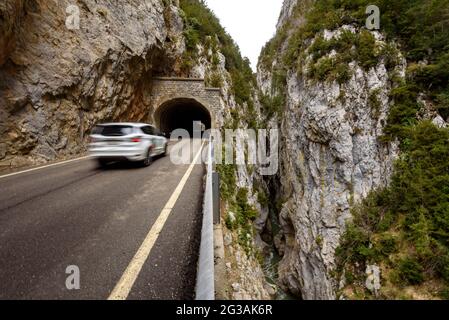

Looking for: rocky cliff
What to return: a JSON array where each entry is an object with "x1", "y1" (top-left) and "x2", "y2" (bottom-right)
[
  {"x1": 258, "y1": 27, "x2": 397, "y2": 300},
  {"x1": 0, "y1": 0, "x2": 189, "y2": 168},
  {"x1": 0, "y1": 0, "x2": 27, "y2": 66},
  {"x1": 0, "y1": 0, "x2": 271, "y2": 299},
  {"x1": 2, "y1": 0, "x2": 448, "y2": 301},
  {"x1": 257, "y1": 0, "x2": 449, "y2": 300},
  {"x1": 259, "y1": 29, "x2": 401, "y2": 299}
]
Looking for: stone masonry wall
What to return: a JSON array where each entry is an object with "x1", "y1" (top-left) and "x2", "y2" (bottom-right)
[{"x1": 150, "y1": 77, "x2": 221, "y2": 127}]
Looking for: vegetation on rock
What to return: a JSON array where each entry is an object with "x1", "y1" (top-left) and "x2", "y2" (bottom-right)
[
  {"x1": 181, "y1": 0, "x2": 264, "y2": 264},
  {"x1": 180, "y1": 0, "x2": 255, "y2": 110},
  {"x1": 337, "y1": 121, "x2": 449, "y2": 299},
  {"x1": 258, "y1": 0, "x2": 449, "y2": 299}
]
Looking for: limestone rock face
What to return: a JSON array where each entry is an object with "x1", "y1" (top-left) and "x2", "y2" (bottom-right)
[
  {"x1": 277, "y1": 63, "x2": 400, "y2": 299},
  {"x1": 258, "y1": 21, "x2": 403, "y2": 298},
  {"x1": 0, "y1": 0, "x2": 271, "y2": 300},
  {"x1": 1, "y1": 0, "x2": 413, "y2": 302},
  {"x1": 0, "y1": 0, "x2": 182, "y2": 168},
  {"x1": 0, "y1": 0, "x2": 27, "y2": 66},
  {"x1": 276, "y1": 0, "x2": 298, "y2": 29}
]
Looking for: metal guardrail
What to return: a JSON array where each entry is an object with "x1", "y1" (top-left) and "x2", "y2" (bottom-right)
[{"x1": 195, "y1": 138, "x2": 216, "y2": 300}]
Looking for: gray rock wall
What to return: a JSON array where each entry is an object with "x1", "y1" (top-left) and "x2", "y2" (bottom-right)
[
  {"x1": 0, "y1": 0, "x2": 183, "y2": 168},
  {"x1": 258, "y1": 14, "x2": 404, "y2": 299},
  {"x1": 276, "y1": 0, "x2": 298, "y2": 29}
]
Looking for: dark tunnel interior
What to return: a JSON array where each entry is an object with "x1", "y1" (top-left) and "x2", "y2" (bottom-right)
[{"x1": 156, "y1": 98, "x2": 212, "y2": 137}]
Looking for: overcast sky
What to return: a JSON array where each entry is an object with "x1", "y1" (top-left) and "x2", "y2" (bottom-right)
[{"x1": 205, "y1": 0, "x2": 284, "y2": 71}]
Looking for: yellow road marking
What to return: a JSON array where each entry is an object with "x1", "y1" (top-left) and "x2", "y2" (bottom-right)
[{"x1": 108, "y1": 141, "x2": 205, "y2": 300}]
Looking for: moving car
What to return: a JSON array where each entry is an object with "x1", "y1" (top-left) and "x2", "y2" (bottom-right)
[{"x1": 89, "y1": 122, "x2": 168, "y2": 167}]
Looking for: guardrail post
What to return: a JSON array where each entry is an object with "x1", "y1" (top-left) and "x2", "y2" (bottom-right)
[{"x1": 212, "y1": 172, "x2": 220, "y2": 224}]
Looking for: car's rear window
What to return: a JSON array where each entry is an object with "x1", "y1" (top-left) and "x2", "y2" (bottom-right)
[{"x1": 92, "y1": 125, "x2": 134, "y2": 136}]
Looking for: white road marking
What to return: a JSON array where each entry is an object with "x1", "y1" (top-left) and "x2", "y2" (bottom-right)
[
  {"x1": 108, "y1": 141, "x2": 205, "y2": 300},
  {"x1": 0, "y1": 156, "x2": 91, "y2": 180}
]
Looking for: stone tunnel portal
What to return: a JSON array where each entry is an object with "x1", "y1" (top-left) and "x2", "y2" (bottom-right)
[{"x1": 156, "y1": 98, "x2": 212, "y2": 137}]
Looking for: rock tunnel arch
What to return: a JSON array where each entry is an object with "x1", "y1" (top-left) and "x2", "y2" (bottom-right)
[
  {"x1": 150, "y1": 77, "x2": 220, "y2": 137},
  {"x1": 155, "y1": 97, "x2": 212, "y2": 136}
]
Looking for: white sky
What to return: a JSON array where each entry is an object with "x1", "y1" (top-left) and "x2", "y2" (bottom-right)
[{"x1": 205, "y1": 0, "x2": 284, "y2": 71}]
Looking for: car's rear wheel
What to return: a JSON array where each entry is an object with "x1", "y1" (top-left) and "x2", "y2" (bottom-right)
[
  {"x1": 97, "y1": 159, "x2": 109, "y2": 168},
  {"x1": 162, "y1": 143, "x2": 168, "y2": 157},
  {"x1": 143, "y1": 148, "x2": 153, "y2": 167}
]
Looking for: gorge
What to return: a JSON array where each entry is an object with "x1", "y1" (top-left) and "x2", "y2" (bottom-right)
[{"x1": 1, "y1": 0, "x2": 448, "y2": 300}]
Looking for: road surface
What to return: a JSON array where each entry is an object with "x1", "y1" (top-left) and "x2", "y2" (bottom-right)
[{"x1": 0, "y1": 139, "x2": 205, "y2": 300}]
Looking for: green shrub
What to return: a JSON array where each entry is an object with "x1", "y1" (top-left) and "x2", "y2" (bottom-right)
[
  {"x1": 433, "y1": 245, "x2": 449, "y2": 283},
  {"x1": 436, "y1": 92, "x2": 449, "y2": 120},
  {"x1": 243, "y1": 102, "x2": 259, "y2": 130},
  {"x1": 216, "y1": 164, "x2": 237, "y2": 200},
  {"x1": 397, "y1": 257, "x2": 425, "y2": 286},
  {"x1": 439, "y1": 287, "x2": 449, "y2": 300},
  {"x1": 380, "y1": 43, "x2": 401, "y2": 72},
  {"x1": 368, "y1": 88, "x2": 382, "y2": 118},
  {"x1": 356, "y1": 30, "x2": 379, "y2": 70},
  {"x1": 334, "y1": 62, "x2": 353, "y2": 84},
  {"x1": 262, "y1": 0, "x2": 449, "y2": 297},
  {"x1": 335, "y1": 222, "x2": 371, "y2": 266},
  {"x1": 310, "y1": 57, "x2": 335, "y2": 81},
  {"x1": 265, "y1": 0, "x2": 449, "y2": 127},
  {"x1": 183, "y1": 17, "x2": 201, "y2": 50},
  {"x1": 231, "y1": 70, "x2": 252, "y2": 106},
  {"x1": 257, "y1": 190, "x2": 269, "y2": 207},
  {"x1": 382, "y1": 85, "x2": 420, "y2": 141},
  {"x1": 236, "y1": 188, "x2": 258, "y2": 222},
  {"x1": 308, "y1": 35, "x2": 332, "y2": 62},
  {"x1": 337, "y1": 122, "x2": 449, "y2": 292},
  {"x1": 206, "y1": 72, "x2": 223, "y2": 88},
  {"x1": 180, "y1": 0, "x2": 255, "y2": 110},
  {"x1": 211, "y1": 52, "x2": 220, "y2": 68},
  {"x1": 217, "y1": 187, "x2": 259, "y2": 256},
  {"x1": 375, "y1": 235, "x2": 398, "y2": 258},
  {"x1": 259, "y1": 92, "x2": 285, "y2": 121},
  {"x1": 225, "y1": 214, "x2": 236, "y2": 230},
  {"x1": 345, "y1": 271, "x2": 356, "y2": 285}
]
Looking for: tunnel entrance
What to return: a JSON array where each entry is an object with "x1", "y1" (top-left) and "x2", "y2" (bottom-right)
[{"x1": 155, "y1": 98, "x2": 212, "y2": 137}]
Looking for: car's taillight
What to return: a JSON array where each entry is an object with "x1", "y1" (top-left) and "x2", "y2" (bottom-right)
[{"x1": 131, "y1": 137, "x2": 141, "y2": 143}]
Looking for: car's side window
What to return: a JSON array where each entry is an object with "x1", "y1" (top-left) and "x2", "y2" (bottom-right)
[{"x1": 142, "y1": 126, "x2": 155, "y2": 135}]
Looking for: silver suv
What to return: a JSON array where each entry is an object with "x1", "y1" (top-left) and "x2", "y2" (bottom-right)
[{"x1": 89, "y1": 123, "x2": 168, "y2": 167}]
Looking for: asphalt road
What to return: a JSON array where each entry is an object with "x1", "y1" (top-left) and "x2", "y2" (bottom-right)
[{"x1": 0, "y1": 139, "x2": 205, "y2": 300}]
